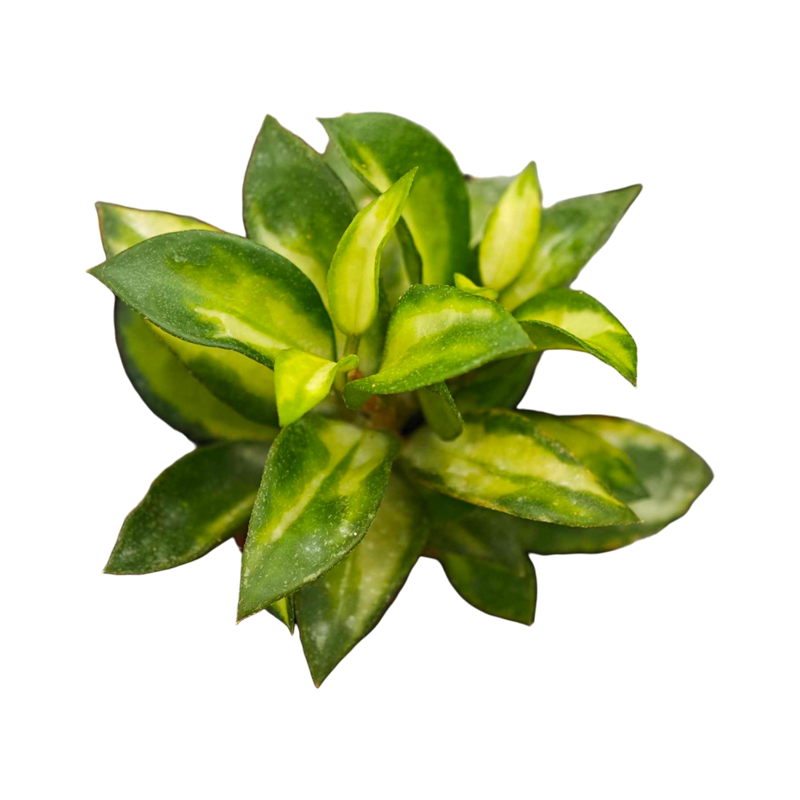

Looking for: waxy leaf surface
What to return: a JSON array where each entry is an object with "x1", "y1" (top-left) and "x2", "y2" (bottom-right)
[
  {"x1": 328, "y1": 170, "x2": 416, "y2": 336},
  {"x1": 105, "y1": 442, "x2": 270, "y2": 574},
  {"x1": 238, "y1": 416, "x2": 399, "y2": 620},
  {"x1": 243, "y1": 115, "x2": 356, "y2": 302},
  {"x1": 515, "y1": 288, "x2": 637, "y2": 384},
  {"x1": 451, "y1": 352, "x2": 541, "y2": 414},
  {"x1": 344, "y1": 285, "x2": 531, "y2": 408},
  {"x1": 501, "y1": 185, "x2": 642, "y2": 310},
  {"x1": 91, "y1": 230, "x2": 335, "y2": 367},
  {"x1": 417, "y1": 382, "x2": 464, "y2": 442},
  {"x1": 274, "y1": 350, "x2": 359, "y2": 427},
  {"x1": 321, "y1": 112, "x2": 470, "y2": 285},
  {"x1": 465, "y1": 175, "x2": 514, "y2": 248},
  {"x1": 402, "y1": 410, "x2": 637, "y2": 527},
  {"x1": 296, "y1": 473, "x2": 429, "y2": 686},
  {"x1": 479, "y1": 163, "x2": 542, "y2": 291}
]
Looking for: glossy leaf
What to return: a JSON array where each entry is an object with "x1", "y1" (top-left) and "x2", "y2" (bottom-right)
[
  {"x1": 450, "y1": 352, "x2": 541, "y2": 414},
  {"x1": 238, "y1": 416, "x2": 399, "y2": 620},
  {"x1": 90, "y1": 230, "x2": 335, "y2": 367},
  {"x1": 274, "y1": 349, "x2": 359, "y2": 427},
  {"x1": 402, "y1": 410, "x2": 637, "y2": 527},
  {"x1": 479, "y1": 163, "x2": 542, "y2": 291},
  {"x1": 296, "y1": 473, "x2": 429, "y2": 686},
  {"x1": 320, "y1": 112, "x2": 470, "y2": 285},
  {"x1": 465, "y1": 174, "x2": 514, "y2": 248},
  {"x1": 417, "y1": 382, "x2": 464, "y2": 441},
  {"x1": 515, "y1": 288, "x2": 637, "y2": 384},
  {"x1": 501, "y1": 185, "x2": 642, "y2": 310},
  {"x1": 344, "y1": 285, "x2": 531, "y2": 409},
  {"x1": 243, "y1": 115, "x2": 356, "y2": 302},
  {"x1": 105, "y1": 442, "x2": 270, "y2": 575},
  {"x1": 327, "y1": 169, "x2": 416, "y2": 336},
  {"x1": 115, "y1": 299, "x2": 278, "y2": 443},
  {"x1": 454, "y1": 272, "x2": 498, "y2": 301}
]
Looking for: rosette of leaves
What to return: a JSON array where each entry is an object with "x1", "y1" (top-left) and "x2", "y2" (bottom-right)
[{"x1": 90, "y1": 112, "x2": 712, "y2": 686}]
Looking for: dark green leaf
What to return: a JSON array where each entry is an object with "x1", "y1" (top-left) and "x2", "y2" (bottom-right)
[
  {"x1": 450, "y1": 352, "x2": 542, "y2": 414},
  {"x1": 417, "y1": 382, "x2": 464, "y2": 441}
]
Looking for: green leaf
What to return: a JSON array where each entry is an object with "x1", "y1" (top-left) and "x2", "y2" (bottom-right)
[
  {"x1": 238, "y1": 416, "x2": 399, "y2": 620},
  {"x1": 115, "y1": 298, "x2": 278, "y2": 443},
  {"x1": 450, "y1": 352, "x2": 542, "y2": 414},
  {"x1": 320, "y1": 112, "x2": 470, "y2": 285},
  {"x1": 514, "y1": 288, "x2": 637, "y2": 385},
  {"x1": 243, "y1": 115, "x2": 356, "y2": 303},
  {"x1": 417, "y1": 382, "x2": 464, "y2": 441},
  {"x1": 105, "y1": 442, "x2": 270, "y2": 575},
  {"x1": 500, "y1": 185, "x2": 642, "y2": 310},
  {"x1": 327, "y1": 170, "x2": 417, "y2": 336},
  {"x1": 402, "y1": 409, "x2": 637, "y2": 527},
  {"x1": 90, "y1": 230, "x2": 335, "y2": 367},
  {"x1": 344, "y1": 285, "x2": 531, "y2": 409},
  {"x1": 453, "y1": 272, "x2": 499, "y2": 301},
  {"x1": 296, "y1": 473, "x2": 429, "y2": 686},
  {"x1": 479, "y1": 163, "x2": 542, "y2": 291},
  {"x1": 274, "y1": 349, "x2": 359, "y2": 427},
  {"x1": 465, "y1": 174, "x2": 514, "y2": 248}
]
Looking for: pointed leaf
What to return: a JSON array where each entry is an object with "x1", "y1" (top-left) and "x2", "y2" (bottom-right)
[
  {"x1": 90, "y1": 230, "x2": 335, "y2": 367},
  {"x1": 327, "y1": 170, "x2": 416, "y2": 336},
  {"x1": 417, "y1": 382, "x2": 464, "y2": 441},
  {"x1": 454, "y1": 272, "x2": 499, "y2": 301},
  {"x1": 479, "y1": 163, "x2": 542, "y2": 291},
  {"x1": 274, "y1": 350, "x2": 359, "y2": 427},
  {"x1": 238, "y1": 416, "x2": 399, "y2": 620},
  {"x1": 501, "y1": 185, "x2": 642, "y2": 310},
  {"x1": 105, "y1": 442, "x2": 270, "y2": 575},
  {"x1": 450, "y1": 352, "x2": 541, "y2": 414},
  {"x1": 344, "y1": 285, "x2": 531, "y2": 408},
  {"x1": 296, "y1": 473, "x2": 429, "y2": 686},
  {"x1": 243, "y1": 115, "x2": 356, "y2": 303},
  {"x1": 514, "y1": 288, "x2": 637, "y2": 384},
  {"x1": 115, "y1": 299, "x2": 278, "y2": 443},
  {"x1": 321, "y1": 112, "x2": 470, "y2": 285},
  {"x1": 402, "y1": 409, "x2": 637, "y2": 527},
  {"x1": 465, "y1": 174, "x2": 514, "y2": 248}
]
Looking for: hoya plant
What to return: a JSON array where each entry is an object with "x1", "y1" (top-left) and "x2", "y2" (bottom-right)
[{"x1": 90, "y1": 112, "x2": 712, "y2": 686}]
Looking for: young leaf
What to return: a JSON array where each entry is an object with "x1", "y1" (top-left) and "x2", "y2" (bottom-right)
[
  {"x1": 238, "y1": 416, "x2": 399, "y2": 621},
  {"x1": 243, "y1": 115, "x2": 356, "y2": 303},
  {"x1": 417, "y1": 382, "x2": 464, "y2": 441},
  {"x1": 115, "y1": 300, "x2": 278, "y2": 443},
  {"x1": 450, "y1": 352, "x2": 542, "y2": 414},
  {"x1": 454, "y1": 272, "x2": 499, "y2": 301},
  {"x1": 500, "y1": 185, "x2": 642, "y2": 310},
  {"x1": 514, "y1": 288, "x2": 637, "y2": 385},
  {"x1": 402, "y1": 410, "x2": 637, "y2": 527},
  {"x1": 465, "y1": 174, "x2": 514, "y2": 248},
  {"x1": 105, "y1": 442, "x2": 270, "y2": 575},
  {"x1": 274, "y1": 349, "x2": 359, "y2": 427},
  {"x1": 327, "y1": 169, "x2": 417, "y2": 336},
  {"x1": 320, "y1": 112, "x2": 470, "y2": 285},
  {"x1": 90, "y1": 231, "x2": 335, "y2": 367},
  {"x1": 296, "y1": 473, "x2": 429, "y2": 686},
  {"x1": 344, "y1": 285, "x2": 531, "y2": 409},
  {"x1": 479, "y1": 163, "x2": 542, "y2": 291}
]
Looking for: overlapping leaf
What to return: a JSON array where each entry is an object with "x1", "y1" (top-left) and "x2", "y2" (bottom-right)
[
  {"x1": 403, "y1": 410, "x2": 637, "y2": 527},
  {"x1": 321, "y1": 112, "x2": 470, "y2": 285},
  {"x1": 417, "y1": 382, "x2": 464, "y2": 441},
  {"x1": 296, "y1": 473, "x2": 429, "y2": 685},
  {"x1": 238, "y1": 416, "x2": 399, "y2": 620},
  {"x1": 514, "y1": 288, "x2": 637, "y2": 384},
  {"x1": 454, "y1": 272, "x2": 499, "y2": 301},
  {"x1": 344, "y1": 285, "x2": 531, "y2": 408},
  {"x1": 105, "y1": 442, "x2": 270, "y2": 575},
  {"x1": 465, "y1": 174, "x2": 514, "y2": 248},
  {"x1": 450, "y1": 352, "x2": 541, "y2": 414}
]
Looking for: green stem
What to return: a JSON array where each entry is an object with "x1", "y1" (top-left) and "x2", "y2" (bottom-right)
[{"x1": 334, "y1": 334, "x2": 360, "y2": 393}]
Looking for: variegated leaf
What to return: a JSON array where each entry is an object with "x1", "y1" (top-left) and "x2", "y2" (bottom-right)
[
  {"x1": 296, "y1": 473, "x2": 429, "y2": 686},
  {"x1": 514, "y1": 288, "x2": 637, "y2": 385},
  {"x1": 479, "y1": 162, "x2": 542, "y2": 291},
  {"x1": 238, "y1": 416, "x2": 399, "y2": 620},
  {"x1": 243, "y1": 115, "x2": 356, "y2": 303},
  {"x1": 454, "y1": 272, "x2": 499, "y2": 301},
  {"x1": 320, "y1": 112, "x2": 470, "y2": 285},
  {"x1": 327, "y1": 170, "x2": 416, "y2": 336},
  {"x1": 417, "y1": 382, "x2": 464, "y2": 441},
  {"x1": 450, "y1": 352, "x2": 541, "y2": 414},
  {"x1": 465, "y1": 174, "x2": 514, "y2": 248},
  {"x1": 274, "y1": 350, "x2": 359, "y2": 427},
  {"x1": 500, "y1": 185, "x2": 642, "y2": 311},
  {"x1": 90, "y1": 231, "x2": 335, "y2": 367},
  {"x1": 344, "y1": 285, "x2": 531, "y2": 409},
  {"x1": 105, "y1": 442, "x2": 270, "y2": 575},
  {"x1": 402, "y1": 410, "x2": 637, "y2": 527}
]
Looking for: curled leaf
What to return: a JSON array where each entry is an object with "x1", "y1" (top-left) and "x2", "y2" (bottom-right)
[
  {"x1": 417, "y1": 382, "x2": 464, "y2": 441},
  {"x1": 454, "y1": 272, "x2": 499, "y2": 301}
]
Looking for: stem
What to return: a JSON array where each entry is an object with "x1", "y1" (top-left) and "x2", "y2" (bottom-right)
[{"x1": 334, "y1": 334, "x2": 360, "y2": 393}]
